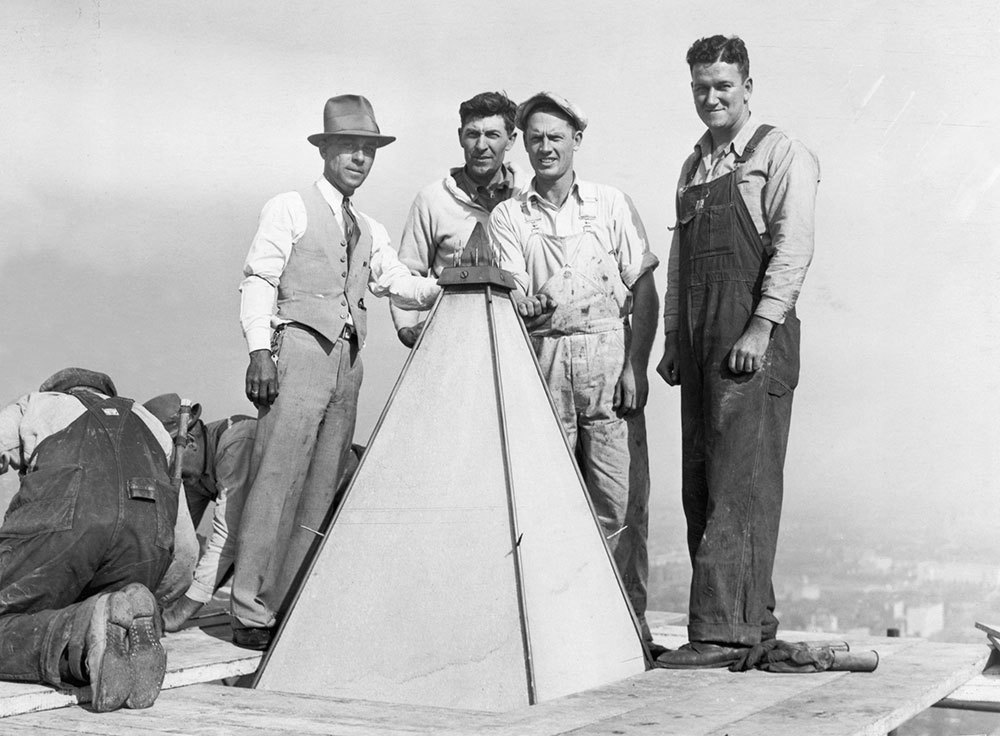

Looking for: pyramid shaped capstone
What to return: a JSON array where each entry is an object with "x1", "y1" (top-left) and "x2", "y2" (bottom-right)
[{"x1": 254, "y1": 265, "x2": 648, "y2": 711}]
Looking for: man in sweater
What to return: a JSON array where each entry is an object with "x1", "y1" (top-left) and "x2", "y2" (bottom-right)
[{"x1": 392, "y1": 91, "x2": 527, "y2": 347}]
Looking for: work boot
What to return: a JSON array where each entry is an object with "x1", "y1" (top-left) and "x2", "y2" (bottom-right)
[
  {"x1": 85, "y1": 584, "x2": 166, "y2": 712},
  {"x1": 120, "y1": 583, "x2": 166, "y2": 709},
  {"x1": 232, "y1": 626, "x2": 273, "y2": 651}
]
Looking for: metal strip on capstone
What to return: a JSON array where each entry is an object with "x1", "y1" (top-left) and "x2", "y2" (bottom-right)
[{"x1": 485, "y1": 284, "x2": 537, "y2": 705}]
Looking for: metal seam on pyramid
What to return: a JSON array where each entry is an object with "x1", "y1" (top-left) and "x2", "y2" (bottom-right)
[
  {"x1": 507, "y1": 299, "x2": 653, "y2": 664},
  {"x1": 485, "y1": 285, "x2": 536, "y2": 705}
]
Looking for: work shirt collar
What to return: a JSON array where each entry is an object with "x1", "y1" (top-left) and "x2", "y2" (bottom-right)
[
  {"x1": 316, "y1": 176, "x2": 360, "y2": 216},
  {"x1": 695, "y1": 115, "x2": 761, "y2": 169},
  {"x1": 452, "y1": 163, "x2": 515, "y2": 211},
  {"x1": 520, "y1": 174, "x2": 597, "y2": 214}
]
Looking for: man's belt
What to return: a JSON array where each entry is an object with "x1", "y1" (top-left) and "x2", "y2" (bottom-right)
[{"x1": 340, "y1": 323, "x2": 357, "y2": 342}]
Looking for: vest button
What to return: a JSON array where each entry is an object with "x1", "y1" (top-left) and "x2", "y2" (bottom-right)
[
  {"x1": 341, "y1": 271, "x2": 347, "y2": 278},
  {"x1": 341, "y1": 299, "x2": 347, "y2": 306},
  {"x1": 340, "y1": 255, "x2": 346, "y2": 262},
  {"x1": 340, "y1": 313, "x2": 347, "y2": 319},
  {"x1": 341, "y1": 241, "x2": 347, "y2": 247}
]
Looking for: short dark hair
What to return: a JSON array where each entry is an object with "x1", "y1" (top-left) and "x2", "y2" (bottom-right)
[
  {"x1": 686, "y1": 35, "x2": 750, "y2": 80},
  {"x1": 459, "y1": 91, "x2": 517, "y2": 134}
]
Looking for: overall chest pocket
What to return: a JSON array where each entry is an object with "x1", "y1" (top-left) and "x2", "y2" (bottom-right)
[{"x1": 680, "y1": 201, "x2": 736, "y2": 260}]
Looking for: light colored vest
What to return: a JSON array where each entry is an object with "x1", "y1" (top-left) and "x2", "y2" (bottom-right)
[{"x1": 276, "y1": 185, "x2": 373, "y2": 345}]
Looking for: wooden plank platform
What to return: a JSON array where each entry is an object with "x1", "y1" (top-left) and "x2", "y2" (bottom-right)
[{"x1": 0, "y1": 613, "x2": 990, "y2": 735}]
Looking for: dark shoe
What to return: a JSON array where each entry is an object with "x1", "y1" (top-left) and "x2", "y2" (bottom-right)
[
  {"x1": 85, "y1": 584, "x2": 165, "y2": 712},
  {"x1": 655, "y1": 641, "x2": 747, "y2": 669},
  {"x1": 233, "y1": 626, "x2": 273, "y2": 651},
  {"x1": 120, "y1": 583, "x2": 166, "y2": 709},
  {"x1": 646, "y1": 641, "x2": 669, "y2": 659}
]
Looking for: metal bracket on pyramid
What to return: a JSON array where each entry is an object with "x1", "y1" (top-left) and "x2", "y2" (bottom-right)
[
  {"x1": 253, "y1": 222, "x2": 648, "y2": 711},
  {"x1": 437, "y1": 221, "x2": 516, "y2": 291}
]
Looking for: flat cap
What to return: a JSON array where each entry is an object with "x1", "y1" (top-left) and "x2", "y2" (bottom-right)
[
  {"x1": 39, "y1": 368, "x2": 117, "y2": 397},
  {"x1": 515, "y1": 91, "x2": 588, "y2": 132},
  {"x1": 143, "y1": 393, "x2": 202, "y2": 436}
]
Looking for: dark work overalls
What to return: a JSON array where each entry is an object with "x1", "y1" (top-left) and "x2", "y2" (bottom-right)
[
  {"x1": 677, "y1": 125, "x2": 800, "y2": 647},
  {"x1": 0, "y1": 390, "x2": 176, "y2": 686}
]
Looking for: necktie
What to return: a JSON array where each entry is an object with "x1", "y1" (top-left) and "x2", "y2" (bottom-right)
[{"x1": 342, "y1": 197, "x2": 359, "y2": 250}]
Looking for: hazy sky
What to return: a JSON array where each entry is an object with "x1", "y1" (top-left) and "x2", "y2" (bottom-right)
[{"x1": 1, "y1": 1, "x2": 998, "y2": 548}]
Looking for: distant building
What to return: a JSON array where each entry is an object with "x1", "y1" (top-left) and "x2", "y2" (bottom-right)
[{"x1": 916, "y1": 562, "x2": 1000, "y2": 587}]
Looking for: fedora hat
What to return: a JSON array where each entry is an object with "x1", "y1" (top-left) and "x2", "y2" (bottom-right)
[{"x1": 307, "y1": 94, "x2": 396, "y2": 148}]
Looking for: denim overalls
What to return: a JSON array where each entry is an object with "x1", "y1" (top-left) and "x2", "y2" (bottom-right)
[{"x1": 676, "y1": 125, "x2": 800, "y2": 646}]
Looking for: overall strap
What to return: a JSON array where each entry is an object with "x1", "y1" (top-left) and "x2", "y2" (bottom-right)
[
  {"x1": 684, "y1": 150, "x2": 702, "y2": 186},
  {"x1": 734, "y1": 124, "x2": 775, "y2": 165},
  {"x1": 577, "y1": 192, "x2": 599, "y2": 234},
  {"x1": 520, "y1": 199, "x2": 543, "y2": 234}
]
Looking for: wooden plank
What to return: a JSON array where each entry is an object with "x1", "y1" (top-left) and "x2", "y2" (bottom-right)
[
  {"x1": 0, "y1": 615, "x2": 988, "y2": 736},
  {"x1": 700, "y1": 640, "x2": 990, "y2": 736},
  {"x1": 0, "y1": 683, "x2": 503, "y2": 735},
  {"x1": 936, "y1": 649, "x2": 1000, "y2": 711}
]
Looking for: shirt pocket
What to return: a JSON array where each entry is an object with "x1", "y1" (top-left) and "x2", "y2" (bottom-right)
[{"x1": 0, "y1": 464, "x2": 83, "y2": 537}]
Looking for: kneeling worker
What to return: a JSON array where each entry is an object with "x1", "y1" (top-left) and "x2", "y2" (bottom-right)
[
  {"x1": 0, "y1": 368, "x2": 195, "y2": 711},
  {"x1": 143, "y1": 393, "x2": 256, "y2": 631}
]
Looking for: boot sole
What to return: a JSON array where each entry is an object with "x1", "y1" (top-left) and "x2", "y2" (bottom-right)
[
  {"x1": 120, "y1": 584, "x2": 166, "y2": 709},
  {"x1": 88, "y1": 592, "x2": 134, "y2": 712}
]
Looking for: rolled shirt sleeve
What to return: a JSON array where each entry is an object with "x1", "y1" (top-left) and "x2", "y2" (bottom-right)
[
  {"x1": 488, "y1": 203, "x2": 531, "y2": 294},
  {"x1": 239, "y1": 193, "x2": 304, "y2": 353},
  {"x1": 366, "y1": 216, "x2": 442, "y2": 310},
  {"x1": 612, "y1": 191, "x2": 659, "y2": 290}
]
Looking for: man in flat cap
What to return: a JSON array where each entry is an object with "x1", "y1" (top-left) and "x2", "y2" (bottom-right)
[
  {"x1": 0, "y1": 368, "x2": 196, "y2": 711},
  {"x1": 392, "y1": 91, "x2": 527, "y2": 347},
  {"x1": 143, "y1": 394, "x2": 256, "y2": 631},
  {"x1": 234, "y1": 94, "x2": 441, "y2": 649},
  {"x1": 655, "y1": 36, "x2": 819, "y2": 668},
  {"x1": 488, "y1": 93, "x2": 661, "y2": 648}
]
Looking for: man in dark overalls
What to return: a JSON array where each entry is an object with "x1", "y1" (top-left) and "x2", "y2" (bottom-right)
[
  {"x1": 656, "y1": 35, "x2": 820, "y2": 668},
  {"x1": 0, "y1": 368, "x2": 178, "y2": 709}
]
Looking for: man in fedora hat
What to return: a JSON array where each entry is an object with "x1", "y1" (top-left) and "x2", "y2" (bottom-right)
[
  {"x1": 0, "y1": 368, "x2": 196, "y2": 710},
  {"x1": 488, "y1": 92, "x2": 661, "y2": 651},
  {"x1": 233, "y1": 94, "x2": 440, "y2": 649},
  {"x1": 392, "y1": 90, "x2": 527, "y2": 347}
]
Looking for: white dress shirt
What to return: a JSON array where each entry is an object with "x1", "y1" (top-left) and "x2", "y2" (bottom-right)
[{"x1": 240, "y1": 177, "x2": 441, "y2": 352}]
